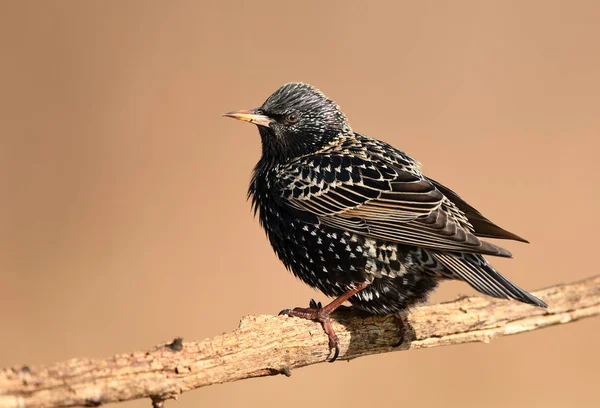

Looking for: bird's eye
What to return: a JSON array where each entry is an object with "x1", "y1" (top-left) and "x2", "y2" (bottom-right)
[{"x1": 285, "y1": 112, "x2": 299, "y2": 124}]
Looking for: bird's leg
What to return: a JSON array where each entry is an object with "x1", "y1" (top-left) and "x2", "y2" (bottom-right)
[
  {"x1": 279, "y1": 282, "x2": 369, "y2": 362},
  {"x1": 391, "y1": 312, "x2": 408, "y2": 347}
]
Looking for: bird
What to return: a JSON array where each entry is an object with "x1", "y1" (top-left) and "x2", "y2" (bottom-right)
[{"x1": 223, "y1": 82, "x2": 547, "y2": 362}]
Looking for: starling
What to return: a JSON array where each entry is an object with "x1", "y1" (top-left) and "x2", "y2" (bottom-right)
[{"x1": 224, "y1": 83, "x2": 547, "y2": 361}]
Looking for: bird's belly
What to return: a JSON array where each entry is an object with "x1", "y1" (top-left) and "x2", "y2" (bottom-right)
[
  {"x1": 270, "y1": 221, "x2": 368, "y2": 293},
  {"x1": 264, "y1": 214, "x2": 438, "y2": 314},
  {"x1": 349, "y1": 272, "x2": 439, "y2": 315}
]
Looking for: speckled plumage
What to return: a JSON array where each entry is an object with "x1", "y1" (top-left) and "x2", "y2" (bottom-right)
[{"x1": 224, "y1": 82, "x2": 546, "y2": 359}]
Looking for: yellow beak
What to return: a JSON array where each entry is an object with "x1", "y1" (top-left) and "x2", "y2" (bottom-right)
[{"x1": 222, "y1": 109, "x2": 272, "y2": 127}]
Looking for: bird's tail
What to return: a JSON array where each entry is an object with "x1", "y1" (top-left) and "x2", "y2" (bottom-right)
[{"x1": 430, "y1": 251, "x2": 547, "y2": 308}]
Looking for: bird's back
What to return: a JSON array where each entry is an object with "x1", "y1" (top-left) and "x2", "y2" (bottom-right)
[{"x1": 250, "y1": 131, "x2": 545, "y2": 310}]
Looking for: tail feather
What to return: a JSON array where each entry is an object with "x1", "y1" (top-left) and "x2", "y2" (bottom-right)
[{"x1": 431, "y1": 251, "x2": 547, "y2": 308}]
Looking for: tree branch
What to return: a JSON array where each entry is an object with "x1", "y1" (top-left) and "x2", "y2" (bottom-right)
[{"x1": 1, "y1": 275, "x2": 599, "y2": 408}]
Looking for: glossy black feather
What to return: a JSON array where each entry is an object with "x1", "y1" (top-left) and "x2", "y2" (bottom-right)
[{"x1": 230, "y1": 82, "x2": 545, "y2": 315}]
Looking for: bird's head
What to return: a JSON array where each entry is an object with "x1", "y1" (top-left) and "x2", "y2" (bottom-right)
[{"x1": 223, "y1": 83, "x2": 351, "y2": 161}]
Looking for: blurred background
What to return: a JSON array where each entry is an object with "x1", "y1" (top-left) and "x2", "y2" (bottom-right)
[{"x1": 1, "y1": 1, "x2": 599, "y2": 407}]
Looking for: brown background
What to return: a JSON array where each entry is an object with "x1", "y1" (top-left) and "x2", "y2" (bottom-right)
[{"x1": 1, "y1": 1, "x2": 599, "y2": 407}]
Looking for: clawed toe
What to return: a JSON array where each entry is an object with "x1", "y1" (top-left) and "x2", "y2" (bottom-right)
[
  {"x1": 391, "y1": 331, "x2": 405, "y2": 347},
  {"x1": 309, "y1": 299, "x2": 322, "y2": 310},
  {"x1": 278, "y1": 302, "x2": 340, "y2": 362},
  {"x1": 391, "y1": 313, "x2": 408, "y2": 347},
  {"x1": 276, "y1": 284, "x2": 369, "y2": 363},
  {"x1": 328, "y1": 339, "x2": 340, "y2": 362}
]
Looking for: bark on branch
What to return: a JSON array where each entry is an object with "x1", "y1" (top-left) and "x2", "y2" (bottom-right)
[{"x1": 1, "y1": 275, "x2": 599, "y2": 408}]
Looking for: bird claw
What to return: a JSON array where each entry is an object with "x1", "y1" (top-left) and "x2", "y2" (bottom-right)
[
  {"x1": 391, "y1": 332, "x2": 405, "y2": 348},
  {"x1": 279, "y1": 307, "x2": 318, "y2": 320},
  {"x1": 277, "y1": 286, "x2": 368, "y2": 363},
  {"x1": 391, "y1": 313, "x2": 408, "y2": 347},
  {"x1": 328, "y1": 339, "x2": 340, "y2": 363},
  {"x1": 308, "y1": 299, "x2": 322, "y2": 310},
  {"x1": 278, "y1": 303, "x2": 340, "y2": 362}
]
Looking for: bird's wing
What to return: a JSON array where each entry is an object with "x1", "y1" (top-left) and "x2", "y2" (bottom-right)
[
  {"x1": 277, "y1": 153, "x2": 512, "y2": 258},
  {"x1": 427, "y1": 177, "x2": 529, "y2": 243}
]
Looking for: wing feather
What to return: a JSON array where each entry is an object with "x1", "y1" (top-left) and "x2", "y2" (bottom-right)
[{"x1": 277, "y1": 145, "x2": 514, "y2": 257}]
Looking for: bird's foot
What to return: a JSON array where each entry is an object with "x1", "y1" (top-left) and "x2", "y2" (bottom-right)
[
  {"x1": 278, "y1": 283, "x2": 369, "y2": 363},
  {"x1": 279, "y1": 300, "x2": 340, "y2": 362},
  {"x1": 391, "y1": 312, "x2": 408, "y2": 347}
]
